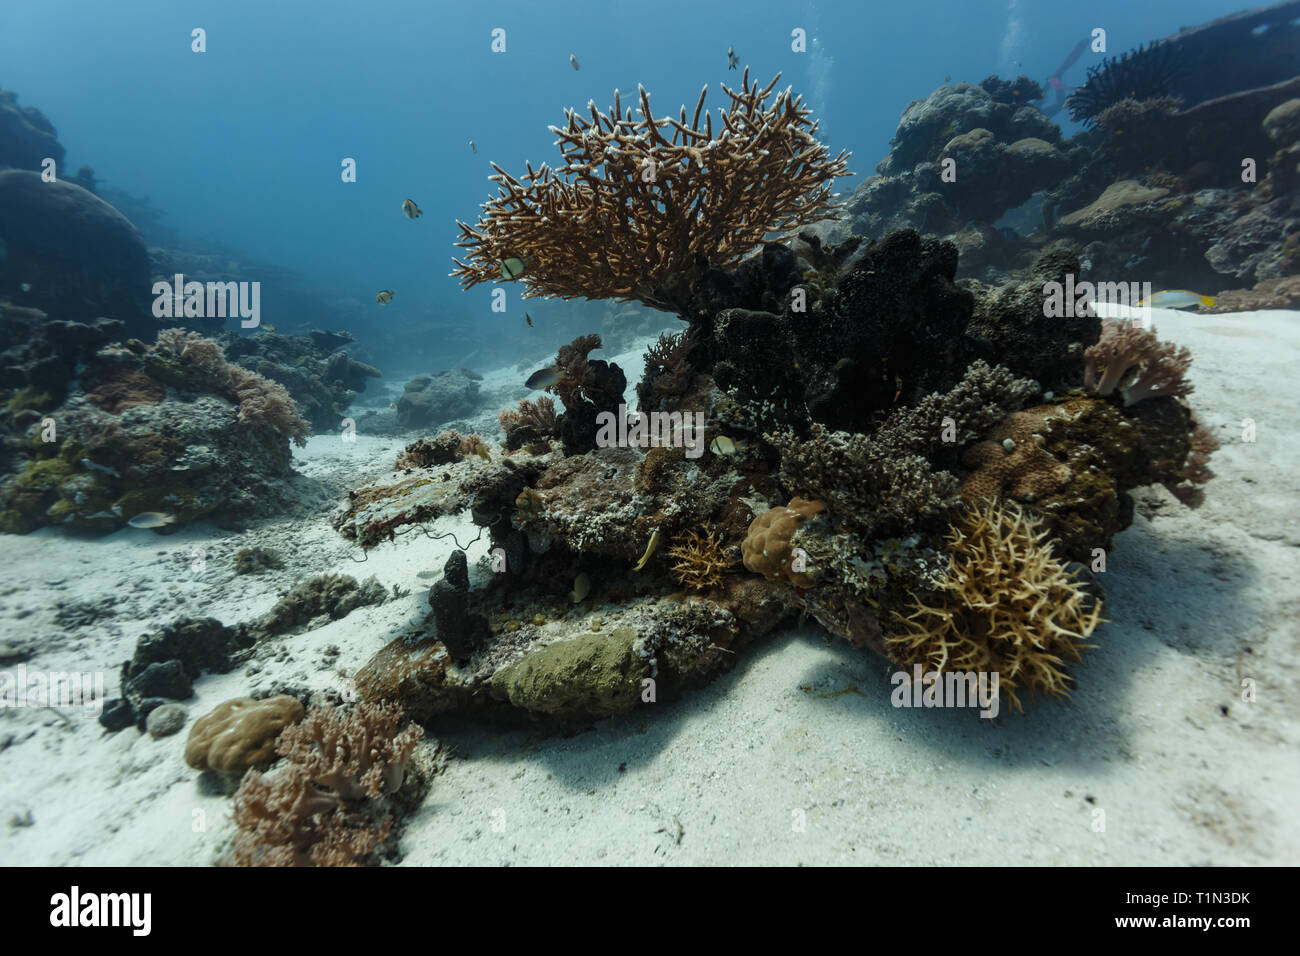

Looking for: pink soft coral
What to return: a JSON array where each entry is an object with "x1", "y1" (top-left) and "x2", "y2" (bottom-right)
[
  {"x1": 226, "y1": 702, "x2": 422, "y2": 867},
  {"x1": 1083, "y1": 319, "x2": 1193, "y2": 406}
]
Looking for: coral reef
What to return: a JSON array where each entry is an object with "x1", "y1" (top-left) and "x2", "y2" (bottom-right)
[
  {"x1": 227, "y1": 702, "x2": 423, "y2": 866},
  {"x1": 451, "y1": 69, "x2": 850, "y2": 314},
  {"x1": 1066, "y1": 42, "x2": 1187, "y2": 126},
  {"x1": 152, "y1": 330, "x2": 312, "y2": 446},
  {"x1": 0, "y1": 329, "x2": 311, "y2": 534},
  {"x1": 885, "y1": 500, "x2": 1104, "y2": 712},
  {"x1": 219, "y1": 330, "x2": 380, "y2": 432}
]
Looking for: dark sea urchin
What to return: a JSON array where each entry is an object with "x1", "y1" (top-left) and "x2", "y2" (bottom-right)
[{"x1": 1066, "y1": 41, "x2": 1187, "y2": 125}]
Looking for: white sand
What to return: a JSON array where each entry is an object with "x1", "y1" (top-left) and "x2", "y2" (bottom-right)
[{"x1": 2, "y1": 312, "x2": 1297, "y2": 866}]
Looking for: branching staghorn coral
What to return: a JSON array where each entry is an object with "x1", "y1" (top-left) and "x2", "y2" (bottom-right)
[
  {"x1": 451, "y1": 69, "x2": 851, "y2": 313},
  {"x1": 1084, "y1": 319, "x2": 1193, "y2": 406},
  {"x1": 152, "y1": 329, "x2": 312, "y2": 446},
  {"x1": 667, "y1": 524, "x2": 731, "y2": 591},
  {"x1": 886, "y1": 500, "x2": 1103, "y2": 713}
]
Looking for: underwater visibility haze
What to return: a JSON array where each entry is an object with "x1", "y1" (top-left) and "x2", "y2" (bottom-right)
[{"x1": 0, "y1": 0, "x2": 1297, "y2": 882}]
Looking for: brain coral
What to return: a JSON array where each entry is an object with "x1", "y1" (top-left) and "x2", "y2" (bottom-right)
[
  {"x1": 742, "y1": 497, "x2": 825, "y2": 588},
  {"x1": 184, "y1": 695, "x2": 305, "y2": 773},
  {"x1": 886, "y1": 500, "x2": 1104, "y2": 712}
]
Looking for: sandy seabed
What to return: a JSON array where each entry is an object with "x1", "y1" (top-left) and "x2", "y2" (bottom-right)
[{"x1": 1, "y1": 309, "x2": 1297, "y2": 866}]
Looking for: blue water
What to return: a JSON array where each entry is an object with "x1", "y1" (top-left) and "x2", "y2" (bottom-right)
[{"x1": 0, "y1": 0, "x2": 1256, "y2": 372}]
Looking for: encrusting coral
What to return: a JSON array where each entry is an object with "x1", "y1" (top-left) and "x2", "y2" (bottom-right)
[
  {"x1": 1084, "y1": 319, "x2": 1193, "y2": 406},
  {"x1": 451, "y1": 68, "x2": 851, "y2": 314},
  {"x1": 886, "y1": 500, "x2": 1104, "y2": 713},
  {"x1": 960, "y1": 406, "x2": 1073, "y2": 503}
]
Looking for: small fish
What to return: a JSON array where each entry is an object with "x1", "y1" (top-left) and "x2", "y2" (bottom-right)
[
  {"x1": 258, "y1": 322, "x2": 277, "y2": 333},
  {"x1": 401, "y1": 199, "x2": 422, "y2": 219},
  {"x1": 525, "y1": 313, "x2": 533, "y2": 327},
  {"x1": 727, "y1": 46, "x2": 739, "y2": 70},
  {"x1": 570, "y1": 572, "x2": 591, "y2": 603},
  {"x1": 569, "y1": 53, "x2": 580, "y2": 70},
  {"x1": 1138, "y1": 290, "x2": 1216, "y2": 310},
  {"x1": 633, "y1": 529, "x2": 660, "y2": 572},
  {"x1": 709, "y1": 435, "x2": 738, "y2": 456},
  {"x1": 475, "y1": 443, "x2": 491, "y2": 461},
  {"x1": 389, "y1": 402, "x2": 397, "y2": 409},
  {"x1": 19, "y1": 282, "x2": 31, "y2": 292},
  {"x1": 127, "y1": 511, "x2": 175, "y2": 529},
  {"x1": 500, "y1": 257, "x2": 527, "y2": 279},
  {"x1": 416, "y1": 570, "x2": 437, "y2": 580},
  {"x1": 525, "y1": 364, "x2": 565, "y2": 389},
  {"x1": 376, "y1": 290, "x2": 394, "y2": 305},
  {"x1": 944, "y1": 74, "x2": 952, "y2": 83}
]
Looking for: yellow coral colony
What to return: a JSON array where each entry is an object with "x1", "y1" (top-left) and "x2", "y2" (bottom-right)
[
  {"x1": 886, "y1": 500, "x2": 1103, "y2": 712},
  {"x1": 667, "y1": 525, "x2": 730, "y2": 591},
  {"x1": 450, "y1": 69, "x2": 851, "y2": 313}
]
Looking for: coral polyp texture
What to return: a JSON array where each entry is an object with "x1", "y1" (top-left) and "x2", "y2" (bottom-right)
[
  {"x1": 886, "y1": 500, "x2": 1104, "y2": 713},
  {"x1": 450, "y1": 68, "x2": 851, "y2": 313}
]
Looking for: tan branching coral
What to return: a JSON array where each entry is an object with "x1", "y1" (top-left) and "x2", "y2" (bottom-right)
[
  {"x1": 152, "y1": 329, "x2": 311, "y2": 445},
  {"x1": 960, "y1": 406, "x2": 1073, "y2": 502},
  {"x1": 742, "y1": 498, "x2": 824, "y2": 588},
  {"x1": 886, "y1": 500, "x2": 1104, "y2": 713},
  {"x1": 451, "y1": 69, "x2": 851, "y2": 313},
  {"x1": 1084, "y1": 319, "x2": 1193, "y2": 406},
  {"x1": 667, "y1": 524, "x2": 731, "y2": 591}
]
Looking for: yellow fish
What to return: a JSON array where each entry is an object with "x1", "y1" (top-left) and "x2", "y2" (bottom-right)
[
  {"x1": 633, "y1": 529, "x2": 660, "y2": 571},
  {"x1": 1138, "y1": 290, "x2": 1216, "y2": 310},
  {"x1": 475, "y1": 443, "x2": 491, "y2": 461},
  {"x1": 570, "y1": 572, "x2": 591, "y2": 603},
  {"x1": 709, "y1": 435, "x2": 738, "y2": 455},
  {"x1": 525, "y1": 365, "x2": 564, "y2": 390},
  {"x1": 376, "y1": 290, "x2": 394, "y2": 305},
  {"x1": 401, "y1": 199, "x2": 422, "y2": 219}
]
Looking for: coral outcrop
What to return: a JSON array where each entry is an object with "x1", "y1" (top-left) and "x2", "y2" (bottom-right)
[{"x1": 395, "y1": 368, "x2": 483, "y2": 429}]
